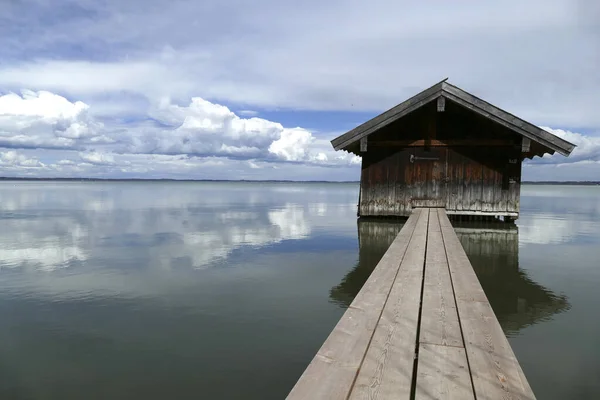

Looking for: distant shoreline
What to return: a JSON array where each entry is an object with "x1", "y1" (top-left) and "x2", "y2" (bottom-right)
[
  {"x1": 0, "y1": 177, "x2": 599, "y2": 185},
  {"x1": 522, "y1": 181, "x2": 600, "y2": 185},
  {"x1": 0, "y1": 177, "x2": 357, "y2": 183}
]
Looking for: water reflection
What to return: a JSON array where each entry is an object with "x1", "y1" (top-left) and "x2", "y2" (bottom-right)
[
  {"x1": 0, "y1": 181, "x2": 361, "y2": 400},
  {"x1": 453, "y1": 222, "x2": 570, "y2": 336},
  {"x1": 519, "y1": 185, "x2": 600, "y2": 245},
  {"x1": 0, "y1": 182, "x2": 595, "y2": 399},
  {"x1": 331, "y1": 218, "x2": 570, "y2": 337},
  {"x1": 0, "y1": 182, "x2": 357, "y2": 272},
  {"x1": 330, "y1": 219, "x2": 405, "y2": 307},
  {"x1": 518, "y1": 212, "x2": 599, "y2": 245}
]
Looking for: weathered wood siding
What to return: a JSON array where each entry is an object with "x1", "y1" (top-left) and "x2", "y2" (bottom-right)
[
  {"x1": 358, "y1": 99, "x2": 523, "y2": 217},
  {"x1": 359, "y1": 147, "x2": 521, "y2": 217}
]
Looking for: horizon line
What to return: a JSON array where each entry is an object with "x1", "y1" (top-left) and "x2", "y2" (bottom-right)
[{"x1": 1, "y1": 177, "x2": 599, "y2": 185}]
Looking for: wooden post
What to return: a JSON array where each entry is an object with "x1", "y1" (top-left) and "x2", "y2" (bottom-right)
[
  {"x1": 437, "y1": 96, "x2": 445, "y2": 112},
  {"x1": 357, "y1": 179, "x2": 362, "y2": 217},
  {"x1": 521, "y1": 137, "x2": 531, "y2": 153},
  {"x1": 360, "y1": 137, "x2": 368, "y2": 153}
]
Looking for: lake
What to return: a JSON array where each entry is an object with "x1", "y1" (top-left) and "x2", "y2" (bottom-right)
[{"x1": 0, "y1": 181, "x2": 598, "y2": 399}]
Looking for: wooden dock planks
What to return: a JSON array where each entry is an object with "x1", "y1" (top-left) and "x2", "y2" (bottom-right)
[
  {"x1": 286, "y1": 209, "x2": 422, "y2": 400},
  {"x1": 415, "y1": 209, "x2": 474, "y2": 400},
  {"x1": 438, "y1": 208, "x2": 536, "y2": 400},
  {"x1": 287, "y1": 208, "x2": 535, "y2": 400},
  {"x1": 415, "y1": 343, "x2": 473, "y2": 400},
  {"x1": 349, "y1": 208, "x2": 429, "y2": 399},
  {"x1": 419, "y1": 211, "x2": 463, "y2": 348}
]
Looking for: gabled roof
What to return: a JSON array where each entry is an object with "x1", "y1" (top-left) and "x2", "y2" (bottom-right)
[{"x1": 331, "y1": 79, "x2": 575, "y2": 157}]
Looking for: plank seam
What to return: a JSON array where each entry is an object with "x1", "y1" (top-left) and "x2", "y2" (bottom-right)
[
  {"x1": 438, "y1": 209, "x2": 479, "y2": 400},
  {"x1": 418, "y1": 339, "x2": 464, "y2": 349},
  {"x1": 409, "y1": 208, "x2": 429, "y2": 400},
  {"x1": 345, "y1": 211, "x2": 422, "y2": 400}
]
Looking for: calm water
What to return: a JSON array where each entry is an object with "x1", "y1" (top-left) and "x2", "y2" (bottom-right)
[{"x1": 0, "y1": 182, "x2": 598, "y2": 399}]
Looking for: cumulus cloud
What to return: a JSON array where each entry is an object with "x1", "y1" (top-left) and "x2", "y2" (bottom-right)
[
  {"x1": 269, "y1": 128, "x2": 313, "y2": 161},
  {"x1": 534, "y1": 128, "x2": 600, "y2": 164},
  {"x1": 0, "y1": 90, "x2": 104, "y2": 150},
  {"x1": 125, "y1": 96, "x2": 360, "y2": 166},
  {"x1": 136, "y1": 97, "x2": 280, "y2": 159},
  {"x1": 79, "y1": 151, "x2": 117, "y2": 165},
  {"x1": 238, "y1": 110, "x2": 259, "y2": 117},
  {"x1": 0, "y1": 150, "x2": 45, "y2": 168},
  {"x1": 57, "y1": 159, "x2": 76, "y2": 166},
  {"x1": 0, "y1": 88, "x2": 359, "y2": 174}
]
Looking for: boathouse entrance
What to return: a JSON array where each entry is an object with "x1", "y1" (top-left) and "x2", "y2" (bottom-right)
[{"x1": 409, "y1": 147, "x2": 447, "y2": 208}]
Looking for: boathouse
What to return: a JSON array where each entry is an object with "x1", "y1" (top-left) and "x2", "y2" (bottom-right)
[{"x1": 331, "y1": 79, "x2": 575, "y2": 220}]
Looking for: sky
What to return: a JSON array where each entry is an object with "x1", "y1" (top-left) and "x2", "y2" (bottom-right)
[{"x1": 0, "y1": 0, "x2": 598, "y2": 181}]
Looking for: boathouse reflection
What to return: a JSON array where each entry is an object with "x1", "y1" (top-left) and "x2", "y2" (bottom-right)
[{"x1": 330, "y1": 218, "x2": 570, "y2": 336}]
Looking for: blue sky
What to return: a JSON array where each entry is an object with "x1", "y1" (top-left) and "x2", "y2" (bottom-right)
[{"x1": 0, "y1": 0, "x2": 599, "y2": 181}]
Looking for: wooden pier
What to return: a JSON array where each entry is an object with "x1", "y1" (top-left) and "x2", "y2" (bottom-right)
[{"x1": 287, "y1": 208, "x2": 535, "y2": 400}]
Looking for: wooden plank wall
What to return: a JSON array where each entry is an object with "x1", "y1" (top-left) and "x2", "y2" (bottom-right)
[
  {"x1": 359, "y1": 148, "x2": 521, "y2": 217},
  {"x1": 360, "y1": 150, "x2": 414, "y2": 216},
  {"x1": 446, "y1": 149, "x2": 463, "y2": 211}
]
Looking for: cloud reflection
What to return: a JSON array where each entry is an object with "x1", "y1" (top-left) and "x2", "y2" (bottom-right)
[
  {"x1": 518, "y1": 213, "x2": 600, "y2": 246},
  {"x1": 0, "y1": 182, "x2": 358, "y2": 272},
  {"x1": 518, "y1": 186, "x2": 600, "y2": 245}
]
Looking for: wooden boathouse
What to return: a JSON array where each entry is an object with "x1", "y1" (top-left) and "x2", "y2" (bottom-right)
[
  {"x1": 286, "y1": 81, "x2": 576, "y2": 399},
  {"x1": 331, "y1": 79, "x2": 575, "y2": 219}
]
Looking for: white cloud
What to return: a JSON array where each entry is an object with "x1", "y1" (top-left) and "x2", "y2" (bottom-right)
[
  {"x1": 79, "y1": 151, "x2": 117, "y2": 165},
  {"x1": 0, "y1": 90, "x2": 86, "y2": 120},
  {"x1": 140, "y1": 97, "x2": 282, "y2": 159},
  {"x1": 0, "y1": 0, "x2": 598, "y2": 129},
  {"x1": 128, "y1": 96, "x2": 360, "y2": 166},
  {"x1": 0, "y1": 89, "x2": 360, "y2": 177},
  {"x1": 268, "y1": 128, "x2": 313, "y2": 161},
  {"x1": 0, "y1": 90, "x2": 104, "y2": 149},
  {"x1": 0, "y1": 150, "x2": 45, "y2": 168},
  {"x1": 522, "y1": 127, "x2": 600, "y2": 179},
  {"x1": 534, "y1": 128, "x2": 600, "y2": 164},
  {"x1": 57, "y1": 159, "x2": 76, "y2": 165}
]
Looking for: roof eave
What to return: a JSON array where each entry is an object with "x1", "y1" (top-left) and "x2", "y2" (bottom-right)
[
  {"x1": 331, "y1": 81, "x2": 576, "y2": 157},
  {"x1": 331, "y1": 78, "x2": 448, "y2": 151},
  {"x1": 440, "y1": 82, "x2": 576, "y2": 157}
]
